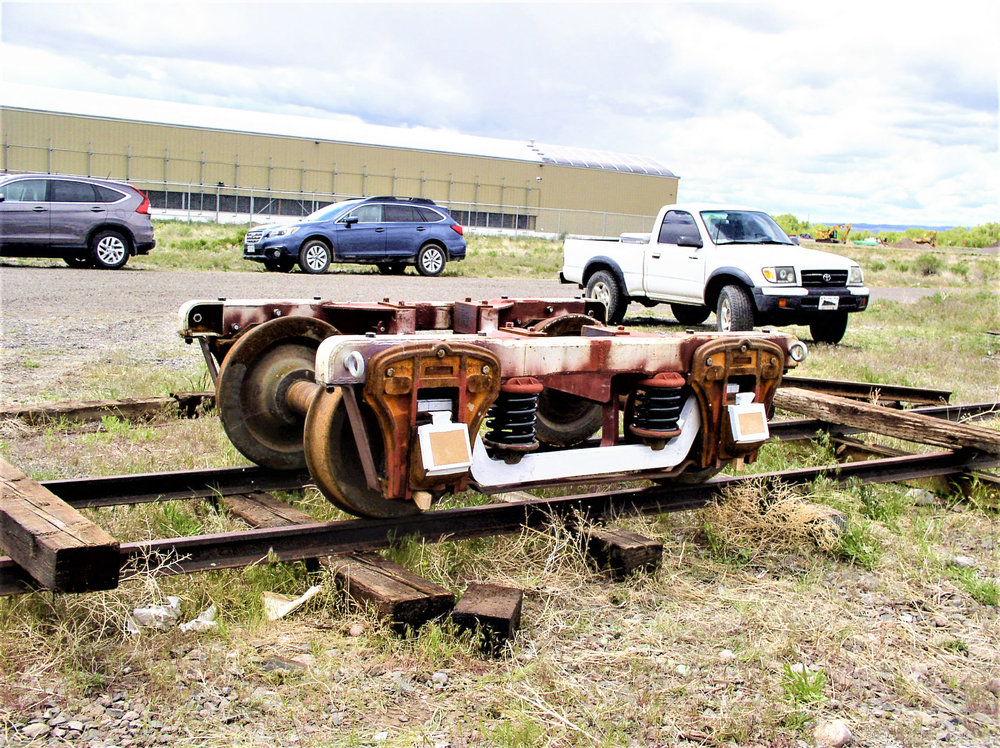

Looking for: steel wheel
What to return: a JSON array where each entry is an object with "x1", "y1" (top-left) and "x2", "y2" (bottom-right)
[
  {"x1": 303, "y1": 388, "x2": 420, "y2": 519},
  {"x1": 91, "y1": 231, "x2": 129, "y2": 269},
  {"x1": 298, "y1": 240, "x2": 331, "y2": 274},
  {"x1": 416, "y1": 244, "x2": 445, "y2": 276},
  {"x1": 530, "y1": 313, "x2": 603, "y2": 447},
  {"x1": 216, "y1": 316, "x2": 337, "y2": 470}
]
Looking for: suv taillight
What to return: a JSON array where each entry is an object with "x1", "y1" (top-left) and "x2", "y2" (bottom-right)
[
  {"x1": 450, "y1": 224, "x2": 464, "y2": 236},
  {"x1": 135, "y1": 190, "x2": 150, "y2": 215}
]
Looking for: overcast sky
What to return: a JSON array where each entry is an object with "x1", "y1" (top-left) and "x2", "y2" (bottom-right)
[{"x1": 2, "y1": 1, "x2": 998, "y2": 227}]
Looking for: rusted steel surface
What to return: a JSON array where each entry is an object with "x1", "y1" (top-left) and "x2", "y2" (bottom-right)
[{"x1": 2, "y1": 447, "x2": 997, "y2": 596}]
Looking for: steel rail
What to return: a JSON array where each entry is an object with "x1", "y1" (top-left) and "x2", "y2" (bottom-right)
[
  {"x1": 33, "y1": 402, "x2": 1000, "y2": 509},
  {"x1": 3, "y1": 448, "x2": 997, "y2": 596}
]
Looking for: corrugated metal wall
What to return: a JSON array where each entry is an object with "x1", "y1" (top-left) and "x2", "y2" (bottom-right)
[{"x1": 1, "y1": 108, "x2": 678, "y2": 235}]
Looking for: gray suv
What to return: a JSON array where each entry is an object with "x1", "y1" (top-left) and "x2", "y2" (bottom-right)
[{"x1": 0, "y1": 174, "x2": 156, "y2": 269}]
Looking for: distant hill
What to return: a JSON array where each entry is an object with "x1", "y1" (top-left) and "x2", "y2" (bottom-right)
[{"x1": 818, "y1": 222, "x2": 955, "y2": 233}]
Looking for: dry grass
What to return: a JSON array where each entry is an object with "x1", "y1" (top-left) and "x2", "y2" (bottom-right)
[{"x1": 1, "y1": 247, "x2": 999, "y2": 745}]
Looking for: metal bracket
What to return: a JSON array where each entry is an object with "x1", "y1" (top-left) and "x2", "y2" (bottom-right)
[{"x1": 340, "y1": 385, "x2": 381, "y2": 493}]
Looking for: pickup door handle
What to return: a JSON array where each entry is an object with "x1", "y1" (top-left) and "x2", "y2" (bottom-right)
[
  {"x1": 651, "y1": 253, "x2": 661, "y2": 259},
  {"x1": 32, "y1": 206, "x2": 47, "y2": 212},
  {"x1": 90, "y1": 206, "x2": 104, "y2": 212}
]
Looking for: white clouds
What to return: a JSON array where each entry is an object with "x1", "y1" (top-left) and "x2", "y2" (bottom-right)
[{"x1": 1, "y1": 1, "x2": 997, "y2": 225}]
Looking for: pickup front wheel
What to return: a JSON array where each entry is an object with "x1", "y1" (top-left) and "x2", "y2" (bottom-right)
[
  {"x1": 716, "y1": 285, "x2": 754, "y2": 332},
  {"x1": 586, "y1": 270, "x2": 628, "y2": 324}
]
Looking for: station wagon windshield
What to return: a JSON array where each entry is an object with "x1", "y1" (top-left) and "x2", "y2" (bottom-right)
[
  {"x1": 305, "y1": 201, "x2": 361, "y2": 222},
  {"x1": 701, "y1": 210, "x2": 793, "y2": 245}
]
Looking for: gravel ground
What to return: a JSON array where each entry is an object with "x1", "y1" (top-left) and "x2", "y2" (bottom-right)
[{"x1": 0, "y1": 265, "x2": 570, "y2": 404}]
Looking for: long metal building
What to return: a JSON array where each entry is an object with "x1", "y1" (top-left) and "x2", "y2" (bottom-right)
[{"x1": 1, "y1": 84, "x2": 679, "y2": 236}]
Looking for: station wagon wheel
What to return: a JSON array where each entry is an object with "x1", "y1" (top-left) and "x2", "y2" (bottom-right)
[
  {"x1": 90, "y1": 230, "x2": 130, "y2": 269},
  {"x1": 716, "y1": 285, "x2": 754, "y2": 332},
  {"x1": 416, "y1": 244, "x2": 446, "y2": 276},
  {"x1": 303, "y1": 388, "x2": 421, "y2": 519},
  {"x1": 298, "y1": 239, "x2": 332, "y2": 274}
]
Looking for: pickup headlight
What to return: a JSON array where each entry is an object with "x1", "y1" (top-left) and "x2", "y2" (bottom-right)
[
  {"x1": 762, "y1": 266, "x2": 796, "y2": 284},
  {"x1": 848, "y1": 265, "x2": 864, "y2": 285},
  {"x1": 267, "y1": 226, "x2": 301, "y2": 238}
]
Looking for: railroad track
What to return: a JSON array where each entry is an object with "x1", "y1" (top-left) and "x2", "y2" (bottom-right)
[{"x1": 2, "y1": 401, "x2": 998, "y2": 597}]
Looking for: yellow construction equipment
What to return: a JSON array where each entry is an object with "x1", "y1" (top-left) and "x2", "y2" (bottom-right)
[
  {"x1": 815, "y1": 224, "x2": 852, "y2": 243},
  {"x1": 913, "y1": 231, "x2": 937, "y2": 247}
]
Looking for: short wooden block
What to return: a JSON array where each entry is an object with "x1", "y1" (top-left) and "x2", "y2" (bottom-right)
[
  {"x1": 327, "y1": 552, "x2": 454, "y2": 631},
  {"x1": 451, "y1": 582, "x2": 523, "y2": 652},
  {"x1": 584, "y1": 527, "x2": 663, "y2": 579},
  {"x1": 0, "y1": 458, "x2": 121, "y2": 592}
]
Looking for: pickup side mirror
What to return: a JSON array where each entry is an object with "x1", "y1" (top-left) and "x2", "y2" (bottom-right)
[
  {"x1": 344, "y1": 215, "x2": 359, "y2": 226},
  {"x1": 677, "y1": 234, "x2": 703, "y2": 249}
]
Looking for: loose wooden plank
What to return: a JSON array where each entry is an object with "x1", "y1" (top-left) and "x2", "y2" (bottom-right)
[
  {"x1": 0, "y1": 458, "x2": 121, "y2": 592},
  {"x1": 219, "y1": 491, "x2": 316, "y2": 528},
  {"x1": 327, "y1": 552, "x2": 454, "y2": 632},
  {"x1": 583, "y1": 527, "x2": 663, "y2": 579},
  {"x1": 450, "y1": 582, "x2": 523, "y2": 652},
  {"x1": 0, "y1": 392, "x2": 215, "y2": 426},
  {"x1": 773, "y1": 388, "x2": 1000, "y2": 455}
]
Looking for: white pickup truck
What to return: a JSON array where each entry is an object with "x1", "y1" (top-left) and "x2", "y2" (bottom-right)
[{"x1": 560, "y1": 203, "x2": 869, "y2": 344}]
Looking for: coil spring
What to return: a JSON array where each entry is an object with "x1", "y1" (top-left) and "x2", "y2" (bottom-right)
[
  {"x1": 629, "y1": 374, "x2": 686, "y2": 439},
  {"x1": 485, "y1": 379, "x2": 542, "y2": 452}
]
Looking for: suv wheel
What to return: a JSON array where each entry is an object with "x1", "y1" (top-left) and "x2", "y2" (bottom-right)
[
  {"x1": 809, "y1": 312, "x2": 849, "y2": 344},
  {"x1": 716, "y1": 285, "x2": 754, "y2": 331},
  {"x1": 416, "y1": 244, "x2": 446, "y2": 276},
  {"x1": 298, "y1": 240, "x2": 331, "y2": 274},
  {"x1": 586, "y1": 270, "x2": 628, "y2": 324},
  {"x1": 91, "y1": 230, "x2": 130, "y2": 269}
]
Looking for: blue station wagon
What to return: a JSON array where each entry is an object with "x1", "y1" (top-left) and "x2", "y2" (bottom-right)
[{"x1": 243, "y1": 196, "x2": 466, "y2": 276}]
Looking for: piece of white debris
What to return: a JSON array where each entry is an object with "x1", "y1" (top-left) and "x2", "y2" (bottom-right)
[
  {"x1": 263, "y1": 585, "x2": 323, "y2": 620},
  {"x1": 180, "y1": 604, "x2": 218, "y2": 633},
  {"x1": 128, "y1": 595, "x2": 182, "y2": 633}
]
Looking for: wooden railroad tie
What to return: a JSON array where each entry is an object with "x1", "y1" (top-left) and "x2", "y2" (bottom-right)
[
  {"x1": 583, "y1": 527, "x2": 663, "y2": 579},
  {"x1": 450, "y1": 582, "x2": 523, "y2": 653},
  {"x1": 326, "y1": 552, "x2": 454, "y2": 633},
  {"x1": 0, "y1": 458, "x2": 122, "y2": 592},
  {"x1": 774, "y1": 388, "x2": 1000, "y2": 455}
]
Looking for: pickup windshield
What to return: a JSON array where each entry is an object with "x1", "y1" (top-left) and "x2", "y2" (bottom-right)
[{"x1": 701, "y1": 210, "x2": 793, "y2": 246}]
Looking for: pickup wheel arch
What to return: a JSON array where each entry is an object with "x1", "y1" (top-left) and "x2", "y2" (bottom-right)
[{"x1": 704, "y1": 268, "x2": 757, "y2": 310}]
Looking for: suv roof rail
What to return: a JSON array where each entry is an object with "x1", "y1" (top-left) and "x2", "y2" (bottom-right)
[{"x1": 365, "y1": 196, "x2": 437, "y2": 205}]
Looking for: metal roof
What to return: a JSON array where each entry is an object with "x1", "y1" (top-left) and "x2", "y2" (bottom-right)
[{"x1": 1, "y1": 84, "x2": 676, "y2": 179}]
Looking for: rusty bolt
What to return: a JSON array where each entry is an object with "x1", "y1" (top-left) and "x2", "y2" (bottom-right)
[
  {"x1": 771, "y1": 357, "x2": 778, "y2": 365},
  {"x1": 386, "y1": 367, "x2": 395, "y2": 377},
  {"x1": 273, "y1": 309, "x2": 282, "y2": 317},
  {"x1": 192, "y1": 313, "x2": 203, "y2": 323},
  {"x1": 706, "y1": 357, "x2": 714, "y2": 367},
  {"x1": 545, "y1": 305, "x2": 554, "y2": 314},
  {"x1": 436, "y1": 348, "x2": 446, "y2": 358},
  {"x1": 740, "y1": 344, "x2": 747, "y2": 353},
  {"x1": 481, "y1": 365, "x2": 491, "y2": 375},
  {"x1": 231, "y1": 323, "x2": 240, "y2": 332}
]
